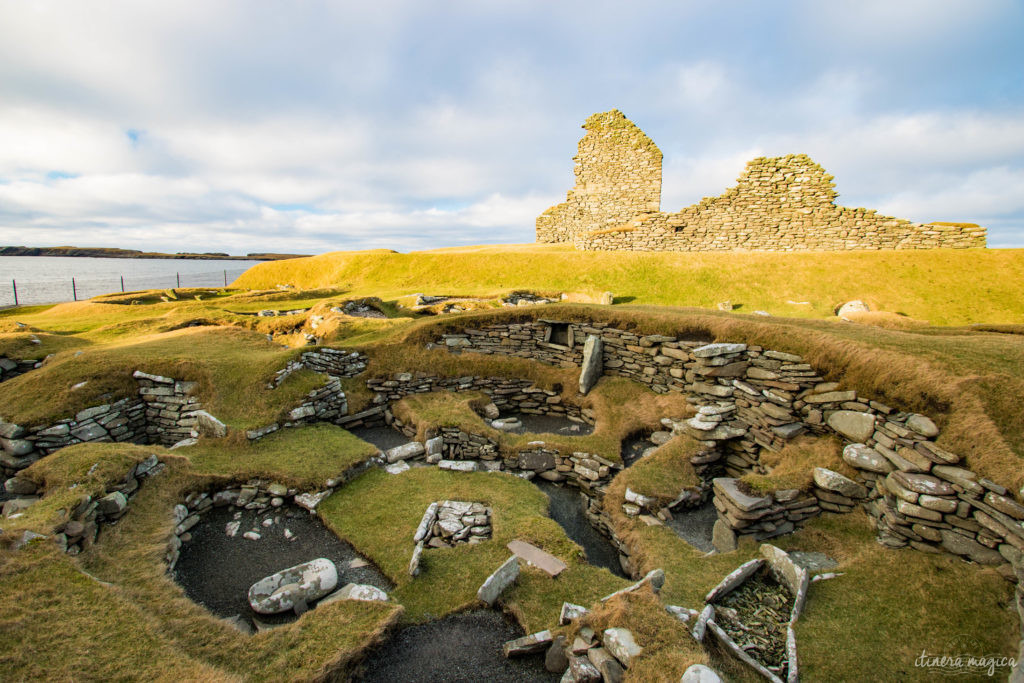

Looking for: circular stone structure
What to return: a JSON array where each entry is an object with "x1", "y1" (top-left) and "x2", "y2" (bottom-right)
[{"x1": 174, "y1": 504, "x2": 390, "y2": 629}]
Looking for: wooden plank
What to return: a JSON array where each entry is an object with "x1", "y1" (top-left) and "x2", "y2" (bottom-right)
[{"x1": 507, "y1": 540, "x2": 567, "y2": 577}]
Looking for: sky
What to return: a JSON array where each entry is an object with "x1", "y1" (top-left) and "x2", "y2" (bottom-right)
[{"x1": 0, "y1": 0, "x2": 1022, "y2": 254}]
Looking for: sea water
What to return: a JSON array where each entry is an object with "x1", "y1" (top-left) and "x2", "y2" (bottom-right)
[{"x1": 0, "y1": 256, "x2": 263, "y2": 307}]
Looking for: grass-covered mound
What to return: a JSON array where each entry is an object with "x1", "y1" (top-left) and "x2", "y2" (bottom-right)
[
  {"x1": 320, "y1": 466, "x2": 627, "y2": 630},
  {"x1": 0, "y1": 429, "x2": 401, "y2": 681},
  {"x1": 391, "y1": 377, "x2": 692, "y2": 464},
  {"x1": 1, "y1": 256, "x2": 1023, "y2": 681},
  {"x1": 232, "y1": 244, "x2": 1024, "y2": 325}
]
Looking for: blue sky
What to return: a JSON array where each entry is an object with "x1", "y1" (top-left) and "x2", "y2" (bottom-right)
[{"x1": 0, "y1": 0, "x2": 1022, "y2": 254}]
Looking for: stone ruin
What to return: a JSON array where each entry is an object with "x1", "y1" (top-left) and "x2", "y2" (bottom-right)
[{"x1": 536, "y1": 109, "x2": 987, "y2": 252}]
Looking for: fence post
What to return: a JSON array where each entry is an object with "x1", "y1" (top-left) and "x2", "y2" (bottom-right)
[
  {"x1": 177, "y1": 272, "x2": 181, "y2": 288},
  {"x1": 72, "y1": 277, "x2": 77, "y2": 301},
  {"x1": 121, "y1": 275, "x2": 125, "y2": 292},
  {"x1": 223, "y1": 270, "x2": 227, "y2": 287},
  {"x1": 12, "y1": 279, "x2": 17, "y2": 306}
]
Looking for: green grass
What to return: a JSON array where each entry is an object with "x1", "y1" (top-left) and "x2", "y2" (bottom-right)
[
  {"x1": 2, "y1": 245, "x2": 1024, "y2": 681},
  {"x1": 1, "y1": 438, "x2": 405, "y2": 682},
  {"x1": 603, "y1": 466, "x2": 1018, "y2": 682},
  {"x1": 319, "y1": 466, "x2": 627, "y2": 629},
  {"x1": 233, "y1": 245, "x2": 1024, "y2": 326},
  {"x1": 0, "y1": 326, "x2": 323, "y2": 429},
  {"x1": 392, "y1": 379, "x2": 692, "y2": 464}
]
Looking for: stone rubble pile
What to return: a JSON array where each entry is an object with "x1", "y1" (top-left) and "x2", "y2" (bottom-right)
[
  {"x1": 2, "y1": 454, "x2": 163, "y2": 555},
  {"x1": 502, "y1": 292, "x2": 558, "y2": 307}
]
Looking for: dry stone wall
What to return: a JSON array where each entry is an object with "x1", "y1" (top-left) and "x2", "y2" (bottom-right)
[
  {"x1": 1, "y1": 367, "x2": 353, "y2": 475},
  {"x1": 0, "y1": 357, "x2": 38, "y2": 383},
  {"x1": 537, "y1": 111, "x2": 986, "y2": 251},
  {"x1": 536, "y1": 110, "x2": 662, "y2": 244},
  {"x1": 435, "y1": 319, "x2": 1024, "y2": 575}
]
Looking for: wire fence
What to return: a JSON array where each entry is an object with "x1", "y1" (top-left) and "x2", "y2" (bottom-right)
[{"x1": 2, "y1": 267, "x2": 253, "y2": 308}]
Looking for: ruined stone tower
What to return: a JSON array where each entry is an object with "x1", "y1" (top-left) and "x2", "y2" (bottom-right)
[
  {"x1": 536, "y1": 110, "x2": 986, "y2": 251},
  {"x1": 535, "y1": 110, "x2": 663, "y2": 243}
]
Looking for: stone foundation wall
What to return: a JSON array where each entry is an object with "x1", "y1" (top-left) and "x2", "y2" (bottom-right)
[
  {"x1": 436, "y1": 319, "x2": 1024, "y2": 573},
  {"x1": 0, "y1": 357, "x2": 39, "y2": 383},
  {"x1": 0, "y1": 397, "x2": 149, "y2": 476},
  {"x1": 537, "y1": 111, "x2": 986, "y2": 251},
  {"x1": 270, "y1": 348, "x2": 368, "y2": 388},
  {"x1": 366, "y1": 373, "x2": 591, "y2": 424},
  {"x1": 1, "y1": 368, "x2": 353, "y2": 474}
]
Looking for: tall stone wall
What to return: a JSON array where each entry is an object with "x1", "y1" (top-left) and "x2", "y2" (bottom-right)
[
  {"x1": 536, "y1": 110, "x2": 662, "y2": 244},
  {"x1": 537, "y1": 112, "x2": 987, "y2": 251}
]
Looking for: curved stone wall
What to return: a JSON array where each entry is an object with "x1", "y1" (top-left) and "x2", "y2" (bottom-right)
[{"x1": 435, "y1": 319, "x2": 1024, "y2": 574}]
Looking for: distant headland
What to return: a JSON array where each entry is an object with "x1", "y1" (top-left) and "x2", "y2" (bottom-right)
[{"x1": 0, "y1": 246, "x2": 308, "y2": 261}]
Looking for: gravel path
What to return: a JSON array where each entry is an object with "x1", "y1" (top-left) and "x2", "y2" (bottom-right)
[
  {"x1": 355, "y1": 610, "x2": 559, "y2": 682},
  {"x1": 534, "y1": 479, "x2": 625, "y2": 577},
  {"x1": 174, "y1": 504, "x2": 391, "y2": 630}
]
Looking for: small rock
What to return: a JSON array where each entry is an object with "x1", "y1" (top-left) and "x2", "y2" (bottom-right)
[
  {"x1": 681, "y1": 664, "x2": 723, "y2": 682},
  {"x1": 545, "y1": 636, "x2": 568, "y2": 672},
  {"x1": 905, "y1": 414, "x2": 939, "y2": 437},
  {"x1": 243, "y1": 531, "x2": 261, "y2": 541}
]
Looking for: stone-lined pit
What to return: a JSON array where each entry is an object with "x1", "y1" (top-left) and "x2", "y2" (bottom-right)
[{"x1": 173, "y1": 504, "x2": 391, "y2": 631}]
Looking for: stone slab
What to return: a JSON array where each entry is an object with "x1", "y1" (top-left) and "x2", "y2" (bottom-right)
[{"x1": 507, "y1": 539, "x2": 567, "y2": 577}]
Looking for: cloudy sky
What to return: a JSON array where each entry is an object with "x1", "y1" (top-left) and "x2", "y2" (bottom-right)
[{"x1": 1, "y1": 1, "x2": 1022, "y2": 254}]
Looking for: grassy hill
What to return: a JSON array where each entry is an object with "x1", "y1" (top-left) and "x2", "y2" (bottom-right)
[{"x1": 232, "y1": 244, "x2": 1024, "y2": 326}]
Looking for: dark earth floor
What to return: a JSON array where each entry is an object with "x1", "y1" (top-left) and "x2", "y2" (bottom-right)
[
  {"x1": 349, "y1": 425, "x2": 412, "y2": 452},
  {"x1": 355, "y1": 609, "x2": 559, "y2": 682},
  {"x1": 620, "y1": 433, "x2": 657, "y2": 466},
  {"x1": 174, "y1": 504, "x2": 391, "y2": 630},
  {"x1": 666, "y1": 499, "x2": 718, "y2": 553},
  {"x1": 500, "y1": 412, "x2": 595, "y2": 437},
  {"x1": 534, "y1": 479, "x2": 626, "y2": 578}
]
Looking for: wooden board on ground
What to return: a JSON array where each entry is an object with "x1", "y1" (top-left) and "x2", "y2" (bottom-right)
[{"x1": 507, "y1": 540, "x2": 567, "y2": 577}]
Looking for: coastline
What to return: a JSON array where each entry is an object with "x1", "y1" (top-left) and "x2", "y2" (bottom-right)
[{"x1": 0, "y1": 246, "x2": 307, "y2": 261}]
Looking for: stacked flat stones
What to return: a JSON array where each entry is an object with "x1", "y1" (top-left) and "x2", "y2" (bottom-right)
[
  {"x1": 434, "y1": 317, "x2": 1024, "y2": 574},
  {"x1": 0, "y1": 356, "x2": 38, "y2": 383},
  {"x1": 1, "y1": 397, "x2": 147, "y2": 476},
  {"x1": 536, "y1": 109, "x2": 662, "y2": 244},
  {"x1": 410, "y1": 500, "x2": 492, "y2": 576},
  {"x1": 268, "y1": 349, "x2": 367, "y2": 388},
  {"x1": 5, "y1": 454, "x2": 163, "y2": 555},
  {"x1": 367, "y1": 372, "x2": 590, "y2": 425},
  {"x1": 538, "y1": 110, "x2": 986, "y2": 252},
  {"x1": 416, "y1": 500, "x2": 492, "y2": 549}
]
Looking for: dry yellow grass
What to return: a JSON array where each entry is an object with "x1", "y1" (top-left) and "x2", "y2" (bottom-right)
[{"x1": 232, "y1": 245, "x2": 1024, "y2": 325}]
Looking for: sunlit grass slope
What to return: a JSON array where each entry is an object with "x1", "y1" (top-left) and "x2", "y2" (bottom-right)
[{"x1": 232, "y1": 244, "x2": 1024, "y2": 325}]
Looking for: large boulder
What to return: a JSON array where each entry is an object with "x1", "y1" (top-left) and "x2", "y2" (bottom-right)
[{"x1": 248, "y1": 558, "x2": 338, "y2": 614}]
